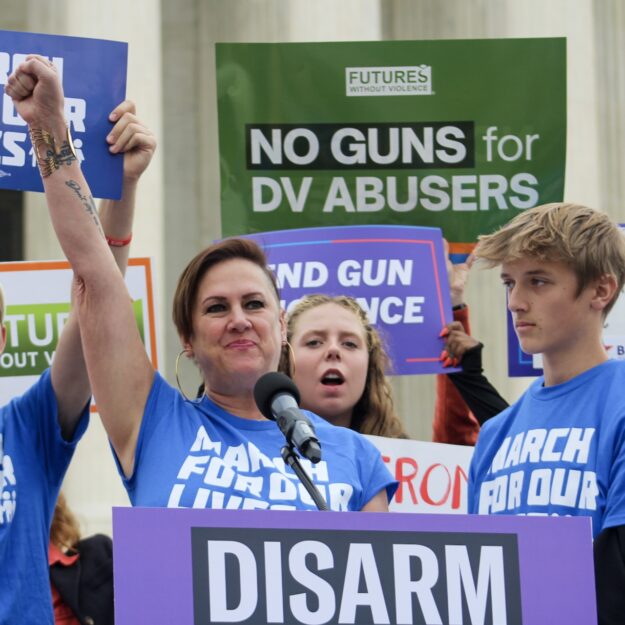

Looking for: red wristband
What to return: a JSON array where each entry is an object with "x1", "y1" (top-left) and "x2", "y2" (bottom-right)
[{"x1": 105, "y1": 233, "x2": 132, "y2": 247}]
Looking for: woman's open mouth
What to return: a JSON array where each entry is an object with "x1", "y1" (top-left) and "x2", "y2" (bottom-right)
[{"x1": 321, "y1": 370, "x2": 345, "y2": 386}]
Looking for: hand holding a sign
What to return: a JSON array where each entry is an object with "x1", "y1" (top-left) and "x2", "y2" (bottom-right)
[
  {"x1": 98, "y1": 101, "x2": 156, "y2": 259},
  {"x1": 440, "y1": 237, "x2": 476, "y2": 369},
  {"x1": 106, "y1": 100, "x2": 156, "y2": 182},
  {"x1": 440, "y1": 321, "x2": 481, "y2": 367},
  {"x1": 438, "y1": 240, "x2": 475, "y2": 366},
  {"x1": 444, "y1": 239, "x2": 475, "y2": 308}
]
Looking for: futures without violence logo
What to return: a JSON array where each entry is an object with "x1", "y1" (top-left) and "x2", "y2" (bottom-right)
[{"x1": 345, "y1": 65, "x2": 433, "y2": 97}]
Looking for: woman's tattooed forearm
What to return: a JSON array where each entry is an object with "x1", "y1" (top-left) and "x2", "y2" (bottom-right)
[
  {"x1": 56, "y1": 141, "x2": 77, "y2": 167},
  {"x1": 65, "y1": 179, "x2": 104, "y2": 236}
]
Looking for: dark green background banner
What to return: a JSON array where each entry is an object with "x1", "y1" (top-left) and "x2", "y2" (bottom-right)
[{"x1": 216, "y1": 38, "x2": 566, "y2": 246}]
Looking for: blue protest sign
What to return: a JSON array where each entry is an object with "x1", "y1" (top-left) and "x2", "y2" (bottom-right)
[
  {"x1": 244, "y1": 225, "x2": 457, "y2": 375},
  {"x1": 0, "y1": 30, "x2": 127, "y2": 198}
]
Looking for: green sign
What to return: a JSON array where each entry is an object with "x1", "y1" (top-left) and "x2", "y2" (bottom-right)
[
  {"x1": 217, "y1": 39, "x2": 566, "y2": 246},
  {"x1": 0, "y1": 300, "x2": 145, "y2": 377}
]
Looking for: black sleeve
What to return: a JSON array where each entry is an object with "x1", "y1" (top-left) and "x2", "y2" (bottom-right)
[
  {"x1": 448, "y1": 344, "x2": 509, "y2": 426},
  {"x1": 51, "y1": 534, "x2": 114, "y2": 625},
  {"x1": 594, "y1": 524, "x2": 625, "y2": 625}
]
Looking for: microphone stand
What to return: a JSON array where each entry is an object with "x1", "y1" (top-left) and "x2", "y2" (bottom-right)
[{"x1": 281, "y1": 444, "x2": 329, "y2": 511}]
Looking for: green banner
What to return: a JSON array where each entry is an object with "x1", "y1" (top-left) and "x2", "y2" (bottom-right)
[
  {"x1": 216, "y1": 39, "x2": 566, "y2": 246},
  {"x1": 0, "y1": 300, "x2": 145, "y2": 377}
]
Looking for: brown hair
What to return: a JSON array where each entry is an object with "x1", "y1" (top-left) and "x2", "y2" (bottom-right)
[
  {"x1": 172, "y1": 238, "x2": 280, "y2": 342},
  {"x1": 50, "y1": 492, "x2": 81, "y2": 552},
  {"x1": 280, "y1": 294, "x2": 408, "y2": 439},
  {"x1": 476, "y1": 203, "x2": 625, "y2": 316}
]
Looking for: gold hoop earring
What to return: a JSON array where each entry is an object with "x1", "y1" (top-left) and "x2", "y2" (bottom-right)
[
  {"x1": 283, "y1": 341, "x2": 296, "y2": 377},
  {"x1": 175, "y1": 349, "x2": 193, "y2": 401}
]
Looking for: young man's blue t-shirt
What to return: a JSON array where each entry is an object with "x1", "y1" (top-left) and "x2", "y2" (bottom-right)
[
  {"x1": 117, "y1": 373, "x2": 397, "y2": 511},
  {"x1": 469, "y1": 359, "x2": 625, "y2": 538},
  {"x1": 0, "y1": 369, "x2": 89, "y2": 624}
]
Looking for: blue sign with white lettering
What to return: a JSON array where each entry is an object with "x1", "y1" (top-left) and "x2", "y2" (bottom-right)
[
  {"x1": 0, "y1": 29, "x2": 127, "y2": 198},
  {"x1": 244, "y1": 224, "x2": 457, "y2": 375}
]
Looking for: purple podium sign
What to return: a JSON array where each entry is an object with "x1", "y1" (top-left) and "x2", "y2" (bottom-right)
[
  {"x1": 113, "y1": 507, "x2": 596, "y2": 625},
  {"x1": 244, "y1": 225, "x2": 458, "y2": 375},
  {"x1": 0, "y1": 29, "x2": 127, "y2": 198}
]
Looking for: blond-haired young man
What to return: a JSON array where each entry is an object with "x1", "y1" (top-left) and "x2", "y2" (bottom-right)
[{"x1": 468, "y1": 202, "x2": 625, "y2": 624}]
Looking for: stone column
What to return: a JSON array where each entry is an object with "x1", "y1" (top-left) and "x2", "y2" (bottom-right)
[{"x1": 593, "y1": 1, "x2": 625, "y2": 221}]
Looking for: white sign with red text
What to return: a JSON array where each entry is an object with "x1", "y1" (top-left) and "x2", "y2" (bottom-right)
[{"x1": 366, "y1": 434, "x2": 473, "y2": 514}]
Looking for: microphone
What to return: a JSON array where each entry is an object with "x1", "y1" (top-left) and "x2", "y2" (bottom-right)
[{"x1": 253, "y1": 372, "x2": 322, "y2": 464}]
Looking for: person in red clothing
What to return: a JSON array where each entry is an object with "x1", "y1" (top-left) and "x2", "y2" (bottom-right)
[{"x1": 433, "y1": 243, "x2": 509, "y2": 444}]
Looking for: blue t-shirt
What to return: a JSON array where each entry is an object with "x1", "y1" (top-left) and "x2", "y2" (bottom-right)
[
  {"x1": 118, "y1": 373, "x2": 397, "y2": 511},
  {"x1": 0, "y1": 369, "x2": 89, "y2": 625},
  {"x1": 469, "y1": 360, "x2": 625, "y2": 538}
]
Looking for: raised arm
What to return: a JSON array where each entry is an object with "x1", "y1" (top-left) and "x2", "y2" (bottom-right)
[
  {"x1": 6, "y1": 56, "x2": 155, "y2": 476},
  {"x1": 442, "y1": 319, "x2": 509, "y2": 425},
  {"x1": 433, "y1": 241, "x2": 481, "y2": 445},
  {"x1": 437, "y1": 241, "x2": 509, "y2": 428},
  {"x1": 50, "y1": 99, "x2": 156, "y2": 441}
]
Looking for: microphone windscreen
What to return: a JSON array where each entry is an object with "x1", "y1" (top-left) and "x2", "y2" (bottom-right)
[{"x1": 253, "y1": 371, "x2": 301, "y2": 420}]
